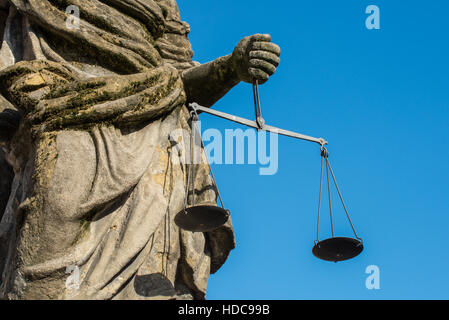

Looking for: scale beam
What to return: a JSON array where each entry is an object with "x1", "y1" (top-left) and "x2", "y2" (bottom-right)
[{"x1": 190, "y1": 103, "x2": 328, "y2": 147}]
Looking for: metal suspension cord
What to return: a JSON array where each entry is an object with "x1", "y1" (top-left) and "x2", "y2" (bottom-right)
[
  {"x1": 253, "y1": 82, "x2": 259, "y2": 119},
  {"x1": 253, "y1": 81, "x2": 265, "y2": 129},
  {"x1": 184, "y1": 111, "x2": 198, "y2": 211},
  {"x1": 316, "y1": 146, "x2": 362, "y2": 243},
  {"x1": 315, "y1": 155, "x2": 324, "y2": 244},
  {"x1": 324, "y1": 150, "x2": 335, "y2": 238},
  {"x1": 205, "y1": 155, "x2": 226, "y2": 209},
  {"x1": 163, "y1": 145, "x2": 174, "y2": 276},
  {"x1": 326, "y1": 159, "x2": 362, "y2": 242},
  {"x1": 189, "y1": 107, "x2": 227, "y2": 210}
]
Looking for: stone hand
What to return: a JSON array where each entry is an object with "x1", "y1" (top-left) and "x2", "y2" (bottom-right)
[{"x1": 232, "y1": 34, "x2": 281, "y2": 84}]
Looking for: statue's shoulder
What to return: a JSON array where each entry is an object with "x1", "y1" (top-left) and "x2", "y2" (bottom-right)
[
  {"x1": 155, "y1": 0, "x2": 182, "y2": 20},
  {"x1": 154, "y1": 0, "x2": 198, "y2": 70}
]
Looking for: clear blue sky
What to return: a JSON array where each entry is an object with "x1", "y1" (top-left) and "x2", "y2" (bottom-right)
[{"x1": 177, "y1": 1, "x2": 449, "y2": 300}]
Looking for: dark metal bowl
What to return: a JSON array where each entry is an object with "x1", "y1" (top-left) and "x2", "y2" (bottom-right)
[
  {"x1": 175, "y1": 206, "x2": 230, "y2": 233},
  {"x1": 313, "y1": 237, "x2": 364, "y2": 262}
]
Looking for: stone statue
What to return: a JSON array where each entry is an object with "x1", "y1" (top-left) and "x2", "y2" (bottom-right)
[{"x1": 0, "y1": 0, "x2": 280, "y2": 300}]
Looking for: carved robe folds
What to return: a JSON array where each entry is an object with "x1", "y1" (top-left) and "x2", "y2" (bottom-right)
[{"x1": 0, "y1": 0, "x2": 234, "y2": 300}]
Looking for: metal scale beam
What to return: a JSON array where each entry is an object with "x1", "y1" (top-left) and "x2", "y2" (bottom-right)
[{"x1": 189, "y1": 102, "x2": 329, "y2": 147}]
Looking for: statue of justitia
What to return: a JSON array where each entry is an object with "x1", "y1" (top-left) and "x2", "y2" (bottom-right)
[{"x1": 0, "y1": 0, "x2": 280, "y2": 300}]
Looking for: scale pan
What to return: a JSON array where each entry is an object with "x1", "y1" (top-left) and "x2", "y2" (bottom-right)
[
  {"x1": 313, "y1": 237, "x2": 363, "y2": 262},
  {"x1": 175, "y1": 206, "x2": 230, "y2": 233}
]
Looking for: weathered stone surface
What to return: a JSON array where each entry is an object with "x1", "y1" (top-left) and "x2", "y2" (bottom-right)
[
  {"x1": 0, "y1": 0, "x2": 280, "y2": 300},
  {"x1": 0, "y1": 149, "x2": 12, "y2": 219}
]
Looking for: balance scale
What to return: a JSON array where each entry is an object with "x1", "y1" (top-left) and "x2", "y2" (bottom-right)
[{"x1": 175, "y1": 82, "x2": 364, "y2": 263}]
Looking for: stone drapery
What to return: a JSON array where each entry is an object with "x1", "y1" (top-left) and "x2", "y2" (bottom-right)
[{"x1": 0, "y1": 0, "x2": 235, "y2": 300}]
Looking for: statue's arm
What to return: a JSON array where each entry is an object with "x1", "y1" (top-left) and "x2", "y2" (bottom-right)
[
  {"x1": 182, "y1": 34, "x2": 281, "y2": 108},
  {"x1": 182, "y1": 55, "x2": 239, "y2": 108}
]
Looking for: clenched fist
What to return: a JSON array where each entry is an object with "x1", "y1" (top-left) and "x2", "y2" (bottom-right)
[{"x1": 232, "y1": 34, "x2": 281, "y2": 84}]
